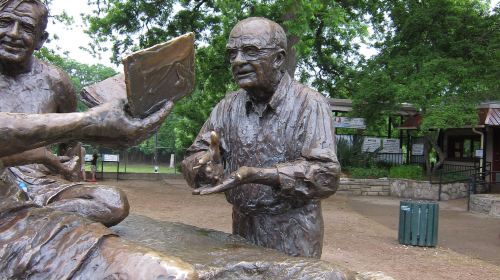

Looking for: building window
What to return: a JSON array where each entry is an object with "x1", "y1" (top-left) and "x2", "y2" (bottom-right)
[{"x1": 447, "y1": 136, "x2": 481, "y2": 161}]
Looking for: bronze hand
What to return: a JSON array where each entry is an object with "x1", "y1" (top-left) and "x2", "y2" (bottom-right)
[
  {"x1": 192, "y1": 131, "x2": 224, "y2": 186},
  {"x1": 193, "y1": 166, "x2": 279, "y2": 195}
]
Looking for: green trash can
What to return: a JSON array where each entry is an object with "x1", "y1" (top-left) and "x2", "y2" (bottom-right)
[{"x1": 398, "y1": 200, "x2": 439, "y2": 247}]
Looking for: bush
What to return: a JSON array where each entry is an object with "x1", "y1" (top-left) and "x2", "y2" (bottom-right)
[
  {"x1": 389, "y1": 165, "x2": 425, "y2": 180},
  {"x1": 337, "y1": 135, "x2": 380, "y2": 169},
  {"x1": 349, "y1": 167, "x2": 389, "y2": 179}
]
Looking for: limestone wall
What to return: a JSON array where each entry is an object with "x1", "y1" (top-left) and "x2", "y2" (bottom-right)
[
  {"x1": 390, "y1": 179, "x2": 468, "y2": 200},
  {"x1": 338, "y1": 178, "x2": 468, "y2": 201},
  {"x1": 338, "y1": 178, "x2": 391, "y2": 196},
  {"x1": 469, "y1": 194, "x2": 500, "y2": 218}
]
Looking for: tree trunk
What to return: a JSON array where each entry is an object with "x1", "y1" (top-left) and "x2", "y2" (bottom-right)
[
  {"x1": 424, "y1": 137, "x2": 431, "y2": 175},
  {"x1": 285, "y1": 35, "x2": 299, "y2": 76},
  {"x1": 281, "y1": 1, "x2": 300, "y2": 77},
  {"x1": 424, "y1": 130, "x2": 446, "y2": 175}
]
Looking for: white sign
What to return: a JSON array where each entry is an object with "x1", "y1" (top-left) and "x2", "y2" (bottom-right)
[
  {"x1": 475, "y1": 149, "x2": 483, "y2": 158},
  {"x1": 103, "y1": 154, "x2": 119, "y2": 162},
  {"x1": 334, "y1": 117, "x2": 366, "y2": 129},
  {"x1": 412, "y1": 144, "x2": 424, "y2": 156},
  {"x1": 84, "y1": 154, "x2": 93, "y2": 161},
  {"x1": 362, "y1": 137, "x2": 382, "y2": 152},
  {"x1": 381, "y1": 139, "x2": 401, "y2": 153}
]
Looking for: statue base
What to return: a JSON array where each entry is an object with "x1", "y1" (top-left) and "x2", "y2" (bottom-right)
[{"x1": 112, "y1": 214, "x2": 356, "y2": 279}]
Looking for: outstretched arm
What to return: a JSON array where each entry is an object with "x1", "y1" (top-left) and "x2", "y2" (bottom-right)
[
  {"x1": 0, "y1": 100, "x2": 173, "y2": 158},
  {"x1": 0, "y1": 147, "x2": 78, "y2": 177}
]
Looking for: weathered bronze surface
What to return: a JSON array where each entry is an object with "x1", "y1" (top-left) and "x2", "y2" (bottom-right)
[
  {"x1": 124, "y1": 32, "x2": 195, "y2": 117},
  {"x1": 80, "y1": 73, "x2": 127, "y2": 107},
  {"x1": 0, "y1": 1, "x2": 196, "y2": 279},
  {"x1": 0, "y1": 0, "x2": 130, "y2": 227},
  {"x1": 182, "y1": 17, "x2": 340, "y2": 258},
  {"x1": 113, "y1": 214, "x2": 355, "y2": 280},
  {"x1": 0, "y1": 179, "x2": 197, "y2": 279}
]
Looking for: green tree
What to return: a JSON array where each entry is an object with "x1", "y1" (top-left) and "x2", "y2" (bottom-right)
[
  {"x1": 352, "y1": 0, "x2": 499, "y2": 174},
  {"x1": 84, "y1": 0, "x2": 379, "y2": 150},
  {"x1": 35, "y1": 48, "x2": 118, "y2": 111}
]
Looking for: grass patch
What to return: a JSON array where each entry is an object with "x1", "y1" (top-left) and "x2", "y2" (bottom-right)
[
  {"x1": 346, "y1": 165, "x2": 427, "y2": 180},
  {"x1": 85, "y1": 162, "x2": 177, "y2": 174},
  {"x1": 388, "y1": 165, "x2": 425, "y2": 180},
  {"x1": 348, "y1": 167, "x2": 389, "y2": 179}
]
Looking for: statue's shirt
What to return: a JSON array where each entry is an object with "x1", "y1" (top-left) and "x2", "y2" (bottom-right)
[
  {"x1": 0, "y1": 59, "x2": 74, "y2": 114},
  {"x1": 185, "y1": 73, "x2": 340, "y2": 215},
  {"x1": 0, "y1": 58, "x2": 77, "y2": 205}
]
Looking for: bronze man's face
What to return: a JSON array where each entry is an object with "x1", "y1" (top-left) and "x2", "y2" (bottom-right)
[
  {"x1": 0, "y1": 2, "x2": 46, "y2": 64},
  {"x1": 227, "y1": 32, "x2": 283, "y2": 94}
]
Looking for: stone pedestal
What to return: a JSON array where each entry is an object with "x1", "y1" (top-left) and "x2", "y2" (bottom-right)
[{"x1": 112, "y1": 214, "x2": 356, "y2": 280}]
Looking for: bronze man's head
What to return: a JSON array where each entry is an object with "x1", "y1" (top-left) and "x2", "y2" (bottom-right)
[
  {"x1": 227, "y1": 17, "x2": 287, "y2": 97},
  {"x1": 0, "y1": 0, "x2": 48, "y2": 65}
]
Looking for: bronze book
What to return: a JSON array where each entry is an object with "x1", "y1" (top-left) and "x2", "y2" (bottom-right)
[{"x1": 81, "y1": 33, "x2": 195, "y2": 117}]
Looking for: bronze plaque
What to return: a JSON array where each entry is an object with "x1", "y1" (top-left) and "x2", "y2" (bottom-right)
[{"x1": 123, "y1": 32, "x2": 195, "y2": 117}]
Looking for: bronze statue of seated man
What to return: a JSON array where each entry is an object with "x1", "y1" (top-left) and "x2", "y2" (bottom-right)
[
  {"x1": 0, "y1": 0, "x2": 128, "y2": 226},
  {"x1": 0, "y1": 102, "x2": 197, "y2": 279}
]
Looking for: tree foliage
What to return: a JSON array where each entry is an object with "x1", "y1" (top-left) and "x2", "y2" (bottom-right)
[
  {"x1": 35, "y1": 47, "x2": 118, "y2": 111},
  {"x1": 84, "y1": 0, "x2": 379, "y2": 150},
  {"x1": 353, "y1": 0, "x2": 499, "y2": 131},
  {"x1": 79, "y1": 0, "x2": 498, "y2": 162},
  {"x1": 352, "y1": 0, "x2": 499, "y2": 173}
]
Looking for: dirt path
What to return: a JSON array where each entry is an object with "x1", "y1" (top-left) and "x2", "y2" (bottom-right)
[{"x1": 109, "y1": 178, "x2": 500, "y2": 280}]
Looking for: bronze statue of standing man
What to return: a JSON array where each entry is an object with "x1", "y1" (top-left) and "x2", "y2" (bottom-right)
[{"x1": 182, "y1": 17, "x2": 340, "y2": 258}]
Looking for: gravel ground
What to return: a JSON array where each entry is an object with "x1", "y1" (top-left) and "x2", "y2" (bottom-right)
[{"x1": 106, "y1": 178, "x2": 500, "y2": 280}]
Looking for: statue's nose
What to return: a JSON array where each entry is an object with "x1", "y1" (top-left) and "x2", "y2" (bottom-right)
[
  {"x1": 231, "y1": 50, "x2": 247, "y2": 65},
  {"x1": 7, "y1": 21, "x2": 21, "y2": 38}
]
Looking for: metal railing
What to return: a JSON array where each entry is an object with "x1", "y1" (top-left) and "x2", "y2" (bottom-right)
[
  {"x1": 432, "y1": 162, "x2": 489, "y2": 202},
  {"x1": 467, "y1": 163, "x2": 493, "y2": 210},
  {"x1": 375, "y1": 153, "x2": 405, "y2": 165}
]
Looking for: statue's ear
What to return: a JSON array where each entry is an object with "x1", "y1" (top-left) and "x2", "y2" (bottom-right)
[
  {"x1": 35, "y1": 31, "x2": 49, "y2": 50},
  {"x1": 273, "y1": 49, "x2": 286, "y2": 69}
]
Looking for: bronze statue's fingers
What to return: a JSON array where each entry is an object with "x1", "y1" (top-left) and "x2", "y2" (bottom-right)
[
  {"x1": 198, "y1": 177, "x2": 238, "y2": 195},
  {"x1": 58, "y1": 156, "x2": 71, "y2": 162},
  {"x1": 198, "y1": 153, "x2": 212, "y2": 165},
  {"x1": 192, "y1": 165, "x2": 201, "y2": 171},
  {"x1": 210, "y1": 131, "x2": 220, "y2": 146},
  {"x1": 141, "y1": 101, "x2": 174, "y2": 128},
  {"x1": 209, "y1": 131, "x2": 221, "y2": 163}
]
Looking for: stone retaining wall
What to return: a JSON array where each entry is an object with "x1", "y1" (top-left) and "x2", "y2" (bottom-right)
[
  {"x1": 390, "y1": 179, "x2": 468, "y2": 200},
  {"x1": 338, "y1": 178, "x2": 468, "y2": 201},
  {"x1": 338, "y1": 178, "x2": 391, "y2": 196},
  {"x1": 469, "y1": 194, "x2": 500, "y2": 218}
]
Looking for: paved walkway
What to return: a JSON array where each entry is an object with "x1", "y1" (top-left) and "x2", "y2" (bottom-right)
[
  {"x1": 110, "y1": 179, "x2": 500, "y2": 280},
  {"x1": 346, "y1": 196, "x2": 500, "y2": 265}
]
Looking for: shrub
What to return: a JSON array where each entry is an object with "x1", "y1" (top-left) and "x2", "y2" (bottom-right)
[
  {"x1": 389, "y1": 165, "x2": 425, "y2": 180},
  {"x1": 337, "y1": 135, "x2": 380, "y2": 169},
  {"x1": 349, "y1": 167, "x2": 389, "y2": 179}
]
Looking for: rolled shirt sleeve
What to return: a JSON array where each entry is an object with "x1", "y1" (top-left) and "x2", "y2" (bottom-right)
[{"x1": 276, "y1": 98, "x2": 340, "y2": 199}]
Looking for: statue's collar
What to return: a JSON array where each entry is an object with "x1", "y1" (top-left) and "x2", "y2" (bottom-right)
[{"x1": 244, "y1": 72, "x2": 292, "y2": 115}]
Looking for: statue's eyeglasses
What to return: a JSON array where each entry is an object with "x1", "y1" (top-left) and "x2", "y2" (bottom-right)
[{"x1": 226, "y1": 46, "x2": 278, "y2": 61}]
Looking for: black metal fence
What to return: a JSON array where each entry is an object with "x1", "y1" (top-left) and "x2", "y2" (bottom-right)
[{"x1": 83, "y1": 145, "x2": 186, "y2": 176}]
